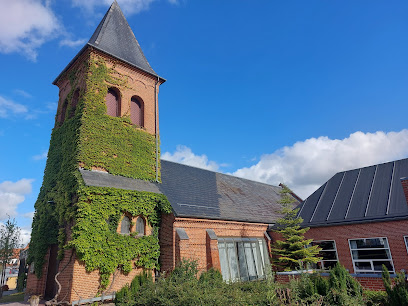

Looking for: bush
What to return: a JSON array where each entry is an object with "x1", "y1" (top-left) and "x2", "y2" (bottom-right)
[
  {"x1": 325, "y1": 263, "x2": 364, "y2": 305},
  {"x1": 382, "y1": 265, "x2": 408, "y2": 306},
  {"x1": 364, "y1": 290, "x2": 387, "y2": 306},
  {"x1": 115, "y1": 271, "x2": 153, "y2": 306}
]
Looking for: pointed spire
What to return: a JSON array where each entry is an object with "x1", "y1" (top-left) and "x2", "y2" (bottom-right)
[
  {"x1": 54, "y1": 1, "x2": 164, "y2": 85},
  {"x1": 88, "y1": 1, "x2": 159, "y2": 78}
]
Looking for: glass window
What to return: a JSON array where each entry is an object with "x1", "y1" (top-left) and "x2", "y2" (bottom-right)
[
  {"x1": 404, "y1": 236, "x2": 408, "y2": 255},
  {"x1": 217, "y1": 237, "x2": 269, "y2": 282},
  {"x1": 136, "y1": 217, "x2": 145, "y2": 236},
  {"x1": 106, "y1": 88, "x2": 120, "y2": 117},
  {"x1": 310, "y1": 240, "x2": 338, "y2": 270},
  {"x1": 120, "y1": 216, "x2": 131, "y2": 235},
  {"x1": 130, "y1": 96, "x2": 144, "y2": 127},
  {"x1": 349, "y1": 237, "x2": 394, "y2": 273}
]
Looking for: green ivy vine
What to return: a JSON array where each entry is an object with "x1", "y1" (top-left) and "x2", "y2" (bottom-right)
[{"x1": 28, "y1": 53, "x2": 169, "y2": 289}]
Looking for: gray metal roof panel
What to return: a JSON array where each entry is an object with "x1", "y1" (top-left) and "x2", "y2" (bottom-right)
[
  {"x1": 300, "y1": 158, "x2": 408, "y2": 227},
  {"x1": 326, "y1": 169, "x2": 359, "y2": 222},
  {"x1": 311, "y1": 172, "x2": 343, "y2": 223},
  {"x1": 347, "y1": 165, "x2": 376, "y2": 220}
]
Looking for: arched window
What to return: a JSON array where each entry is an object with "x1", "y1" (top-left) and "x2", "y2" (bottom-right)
[
  {"x1": 120, "y1": 216, "x2": 131, "y2": 235},
  {"x1": 69, "y1": 89, "x2": 80, "y2": 119},
  {"x1": 135, "y1": 217, "x2": 145, "y2": 236},
  {"x1": 105, "y1": 88, "x2": 120, "y2": 117},
  {"x1": 130, "y1": 96, "x2": 144, "y2": 127},
  {"x1": 59, "y1": 99, "x2": 68, "y2": 123}
]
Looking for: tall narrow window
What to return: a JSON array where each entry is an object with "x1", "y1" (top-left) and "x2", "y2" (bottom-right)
[
  {"x1": 120, "y1": 216, "x2": 131, "y2": 235},
  {"x1": 136, "y1": 217, "x2": 145, "y2": 236},
  {"x1": 69, "y1": 89, "x2": 80, "y2": 118},
  {"x1": 130, "y1": 96, "x2": 144, "y2": 127},
  {"x1": 105, "y1": 88, "x2": 120, "y2": 117}
]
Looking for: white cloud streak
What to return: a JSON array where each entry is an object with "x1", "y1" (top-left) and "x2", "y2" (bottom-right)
[
  {"x1": 0, "y1": 0, "x2": 61, "y2": 60},
  {"x1": 59, "y1": 38, "x2": 87, "y2": 48},
  {"x1": 0, "y1": 96, "x2": 28, "y2": 118},
  {"x1": 0, "y1": 179, "x2": 34, "y2": 220},
  {"x1": 72, "y1": 0, "x2": 177, "y2": 15},
  {"x1": 162, "y1": 145, "x2": 220, "y2": 171},
  {"x1": 233, "y1": 130, "x2": 408, "y2": 198},
  {"x1": 32, "y1": 150, "x2": 48, "y2": 160}
]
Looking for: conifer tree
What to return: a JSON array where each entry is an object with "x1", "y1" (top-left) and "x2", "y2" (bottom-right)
[{"x1": 272, "y1": 186, "x2": 321, "y2": 271}]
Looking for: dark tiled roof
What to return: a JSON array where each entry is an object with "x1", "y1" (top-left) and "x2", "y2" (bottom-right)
[
  {"x1": 53, "y1": 1, "x2": 164, "y2": 85},
  {"x1": 80, "y1": 168, "x2": 161, "y2": 194},
  {"x1": 79, "y1": 160, "x2": 293, "y2": 224},
  {"x1": 298, "y1": 158, "x2": 408, "y2": 227}
]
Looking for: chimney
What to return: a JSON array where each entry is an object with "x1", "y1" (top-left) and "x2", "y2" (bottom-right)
[{"x1": 400, "y1": 177, "x2": 408, "y2": 205}]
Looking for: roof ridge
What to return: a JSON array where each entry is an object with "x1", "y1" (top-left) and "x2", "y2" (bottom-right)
[{"x1": 337, "y1": 157, "x2": 408, "y2": 175}]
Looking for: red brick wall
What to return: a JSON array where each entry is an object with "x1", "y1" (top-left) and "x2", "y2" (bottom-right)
[
  {"x1": 159, "y1": 215, "x2": 269, "y2": 273},
  {"x1": 275, "y1": 273, "x2": 387, "y2": 291},
  {"x1": 303, "y1": 219, "x2": 408, "y2": 274},
  {"x1": 25, "y1": 251, "x2": 49, "y2": 299}
]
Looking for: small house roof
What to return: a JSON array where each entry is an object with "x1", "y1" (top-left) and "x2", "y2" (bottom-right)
[
  {"x1": 298, "y1": 158, "x2": 408, "y2": 227},
  {"x1": 80, "y1": 160, "x2": 296, "y2": 224}
]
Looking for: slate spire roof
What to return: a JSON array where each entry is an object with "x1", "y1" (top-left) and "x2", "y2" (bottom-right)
[
  {"x1": 54, "y1": 1, "x2": 164, "y2": 84},
  {"x1": 298, "y1": 158, "x2": 408, "y2": 227}
]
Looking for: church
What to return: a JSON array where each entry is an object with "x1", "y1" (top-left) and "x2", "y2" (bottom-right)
[{"x1": 26, "y1": 1, "x2": 293, "y2": 302}]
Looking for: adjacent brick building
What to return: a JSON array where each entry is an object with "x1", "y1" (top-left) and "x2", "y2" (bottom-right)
[{"x1": 294, "y1": 158, "x2": 408, "y2": 290}]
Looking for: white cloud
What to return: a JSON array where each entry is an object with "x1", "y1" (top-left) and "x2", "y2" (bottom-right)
[
  {"x1": 233, "y1": 130, "x2": 408, "y2": 199},
  {"x1": 14, "y1": 89, "x2": 32, "y2": 99},
  {"x1": 59, "y1": 38, "x2": 86, "y2": 48},
  {"x1": 0, "y1": 0, "x2": 61, "y2": 60},
  {"x1": 0, "y1": 179, "x2": 34, "y2": 220},
  {"x1": 162, "y1": 145, "x2": 220, "y2": 171},
  {"x1": 72, "y1": 0, "x2": 177, "y2": 15},
  {"x1": 23, "y1": 211, "x2": 35, "y2": 220},
  {"x1": 32, "y1": 150, "x2": 48, "y2": 160},
  {"x1": 20, "y1": 227, "x2": 31, "y2": 247},
  {"x1": 0, "y1": 96, "x2": 28, "y2": 118}
]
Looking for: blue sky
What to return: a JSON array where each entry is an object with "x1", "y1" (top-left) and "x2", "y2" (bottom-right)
[{"x1": 1, "y1": 0, "x2": 408, "y2": 245}]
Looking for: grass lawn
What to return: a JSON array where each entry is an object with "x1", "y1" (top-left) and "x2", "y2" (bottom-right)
[{"x1": 0, "y1": 292, "x2": 25, "y2": 303}]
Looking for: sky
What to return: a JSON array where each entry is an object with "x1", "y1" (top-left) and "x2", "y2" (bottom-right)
[{"x1": 1, "y1": 0, "x2": 408, "y2": 246}]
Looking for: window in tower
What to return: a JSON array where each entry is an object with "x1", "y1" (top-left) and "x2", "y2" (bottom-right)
[
  {"x1": 130, "y1": 96, "x2": 144, "y2": 127},
  {"x1": 120, "y1": 216, "x2": 131, "y2": 235},
  {"x1": 105, "y1": 87, "x2": 121, "y2": 117},
  {"x1": 135, "y1": 216, "x2": 145, "y2": 236}
]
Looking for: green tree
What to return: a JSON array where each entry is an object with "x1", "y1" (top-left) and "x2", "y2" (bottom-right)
[
  {"x1": 272, "y1": 187, "x2": 321, "y2": 271},
  {"x1": 0, "y1": 217, "x2": 21, "y2": 298}
]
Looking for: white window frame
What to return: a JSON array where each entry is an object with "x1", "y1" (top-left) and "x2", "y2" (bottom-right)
[
  {"x1": 348, "y1": 237, "x2": 395, "y2": 274},
  {"x1": 404, "y1": 236, "x2": 408, "y2": 255},
  {"x1": 217, "y1": 237, "x2": 270, "y2": 282},
  {"x1": 311, "y1": 240, "x2": 338, "y2": 270}
]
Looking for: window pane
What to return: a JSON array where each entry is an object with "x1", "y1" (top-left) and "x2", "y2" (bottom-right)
[
  {"x1": 226, "y1": 241, "x2": 240, "y2": 281},
  {"x1": 120, "y1": 216, "x2": 130, "y2": 234},
  {"x1": 355, "y1": 261, "x2": 372, "y2": 271},
  {"x1": 313, "y1": 241, "x2": 335, "y2": 250},
  {"x1": 373, "y1": 261, "x2": 393, "y2": 272},
  {"x1": 322, "y1": 261, "x2": 337, "y2": 270},
  {"x1": 353, "y1": 249, "x2": 389, "y2": 260},
  {"x1": 136, "y1": 217, "x2": 145, "y2": 235},
  {"x1": 237, "y1": 242, "x2": 249, "y2": 281},
  {"x1": 320, "y1": 251, "x2": 337, "y2": 260},
  {"x1": 244, "y1": 241, "x2": 257, "y2": 280},
  {"x1": 106, "y1": 88, "x2": 119, "y2": 117},
  {"x1": 218, "y1": 240, "x2": 231, "y2": 281},
  {"x1": 252, "y1": 241, "x2": 264, "y2": 278},
  {"x1": 352, "y1": 238, "x2": 388, "y2": 249}
]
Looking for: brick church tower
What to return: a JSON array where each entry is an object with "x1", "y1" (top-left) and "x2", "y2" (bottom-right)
[{"x1": 26, "y1": 1, "x2": 171, "y2": 302}]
